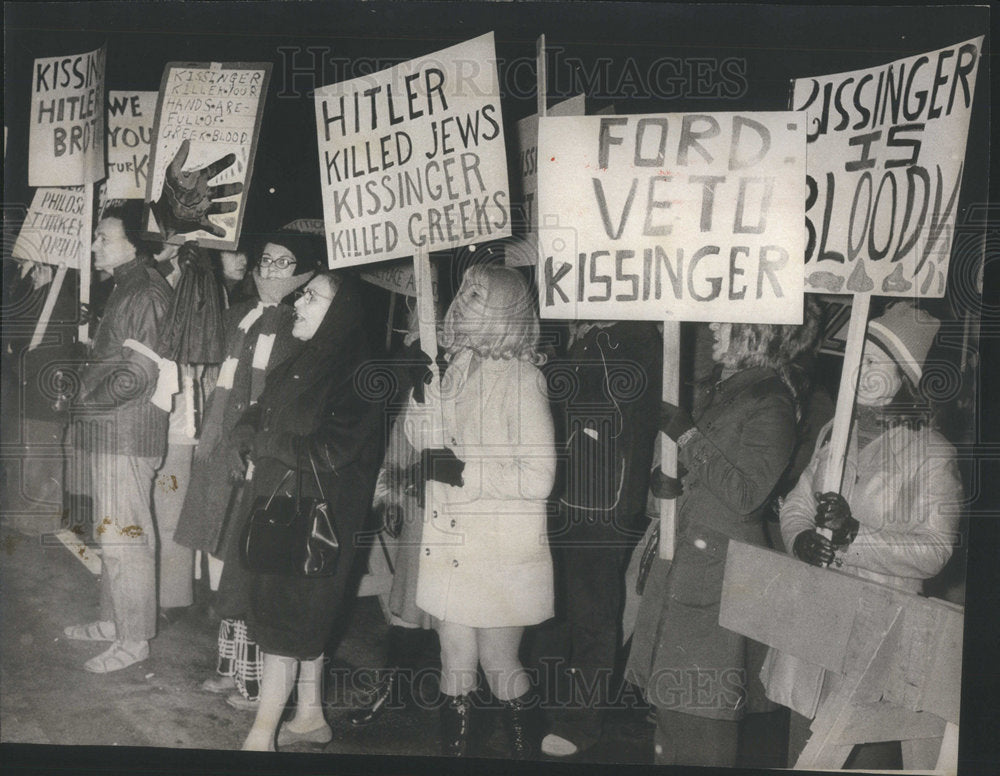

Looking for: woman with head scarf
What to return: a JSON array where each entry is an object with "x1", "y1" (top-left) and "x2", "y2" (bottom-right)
[
  {"x1": 405, "y1": 264, "x2": 556, "y2": 758},
  {"x1": 221, "y1": 271, "x2": 383, "y2": 750},
  {"x1": 626, "y1": 309, "x2": 822, "y2": 767},
  {"x1": 763, "y1": 301, "x2": 964, "y2": 769},
  {"x1": 174, "y1": 229, "x2": 319, "y2": 706}
]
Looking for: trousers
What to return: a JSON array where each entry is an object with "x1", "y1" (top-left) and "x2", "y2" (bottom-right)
[
  {"x1": 153, "y1": 443, "x2": 195, "y2": 608},
  {"x1": 655, "y1": 708, "x2": 739, "y2": 766},
  {"x1": 92, "y1": 452, "x2": 160, "y2": 642}
]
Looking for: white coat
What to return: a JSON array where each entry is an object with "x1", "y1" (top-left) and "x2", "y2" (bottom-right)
[{"x1": 406, "y1": 350, "x2": 556, "y2": 628}]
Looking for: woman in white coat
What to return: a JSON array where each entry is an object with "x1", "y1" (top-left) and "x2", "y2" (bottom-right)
[{"x1": 406, "y1": 264, "x2": 556, "y2": 758}]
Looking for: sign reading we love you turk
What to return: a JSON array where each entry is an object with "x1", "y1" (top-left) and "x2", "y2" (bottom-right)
[
  {"x1": 537, "y1": 112, "x2": 806, "y2": 324},
  {"x1": 313, "y1": 32, "x2": 511, "y2": 268}
]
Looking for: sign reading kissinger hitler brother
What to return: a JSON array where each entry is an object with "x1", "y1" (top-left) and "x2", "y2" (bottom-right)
[
  {"x1": 313, "y1": 32, "x2": 511, "y2": 268},
  {"x1": 537, "y1": 113, "x2": 805, "y2": 323}
]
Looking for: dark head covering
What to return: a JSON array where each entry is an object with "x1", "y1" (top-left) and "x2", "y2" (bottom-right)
[{"x1": 254, "y1": 228, "x2": 325, "y2": 277}]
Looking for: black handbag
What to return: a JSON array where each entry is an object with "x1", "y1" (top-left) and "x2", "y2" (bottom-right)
[{"x1": 242, "y1": 451, "x2": 340, "y2": 577}]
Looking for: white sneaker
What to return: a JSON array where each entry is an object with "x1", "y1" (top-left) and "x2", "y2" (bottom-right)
[{"x1": 541, "y1": 733, "x2": 579, "y2": 757}]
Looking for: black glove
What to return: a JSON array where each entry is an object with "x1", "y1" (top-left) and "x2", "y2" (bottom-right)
[
  {"x1": 659, "y1": 400, "x2": 695, "y2": 443},
  {"x1": 398, "y1": 340, "x2": 434, "y2": 404},
  {"x1": 814, "y1": 492, "x2": 859, "y2": 546},
  {"x1": 650, "y1": 466, "x2": 684, "y2": 500},
  {"x1": 421, "y1": 447, "x2": 465, "y2": 487},
  {"x1": 792, "y1": 529, "x2": 835, "y2": 567}
]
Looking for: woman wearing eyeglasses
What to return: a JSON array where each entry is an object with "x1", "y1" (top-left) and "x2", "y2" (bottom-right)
[
  {"x1": 175, "y1": 229, "x2": 319, "y2": 709},
  {"x1": 221, "y1": 271, "x2": 383, "y2": 750}
]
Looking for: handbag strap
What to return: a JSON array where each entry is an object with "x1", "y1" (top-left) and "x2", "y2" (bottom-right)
[
  {"x1": 293, "y1": 444, "x2": 327, "y2": 509},
  {"x1": 263, "y1": 468, "x2": 294, "y2": 511}
]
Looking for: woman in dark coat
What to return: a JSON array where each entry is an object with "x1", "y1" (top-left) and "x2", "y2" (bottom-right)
[
  {"x1": 220, "y1": 271, "x2": 383, "y2": 751},
  {"x1": 173, "y1": 231, "x2": 317, "y2": 703},
  {"x1": 625, "y1": 312, "x2": 820, "y2": 767}
]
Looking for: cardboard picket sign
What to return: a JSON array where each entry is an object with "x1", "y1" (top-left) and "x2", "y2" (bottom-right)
[
  {"x1": 106, "y1": 91, "x2": 158, "y2": 199},
  {"x1": 29, "y1": 46, "x2": 106, "y2": 187},
  {"x1": 143, "y1": 61, "x2": 272, "y2": 250},
  {"x1": 509, "y1": 93, "x2": 587, "y2": 266},
  {"x1": 12, "y1": 186, "x2": 91, "y2": 270},
  {"x1": 537, "y1": 112, "x2": 806, "y2": 324},
  {"x1": 313, "y1": 32, "x2": 511, "y2": 268},
  {"x1": 359, "y1": 259, "x2": 439, "y2": 301},
  {"x1": 794, "y1": 37, "x2": 983, "y2": 298}
]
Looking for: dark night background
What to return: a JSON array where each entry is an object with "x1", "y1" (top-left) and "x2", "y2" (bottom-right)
[{"x1": 3, "y1": 2, "x2": 998, "y2": 775}]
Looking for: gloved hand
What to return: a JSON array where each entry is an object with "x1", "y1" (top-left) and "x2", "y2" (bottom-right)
[
  {"x1": 405, "y1": 448, "x2": 465, "y2": 507},
  {"x1": 650, "y1": 466, "x2": 684, "y2": 500},
  {"x1": 177, "y1": 239, "x2": 213, "y2": 272},
  {"x1": 659, "y1": 400, "x2": 695, "y2": 443},
  {"x1": 792, "y1": 529, "x2": 835, "y2": 567},
  {"x1": 381, "y1": 503, "x2": 404, "y2": 539},
  {"x1": 398, "y1": 340, "x2": 435, "y2": 404},
  {"x1": 228, "y1": 424, "x2": 256, "y2": 456},
  {"x1": 814, "y1": 491, "x2": 859, "y2": 546}
]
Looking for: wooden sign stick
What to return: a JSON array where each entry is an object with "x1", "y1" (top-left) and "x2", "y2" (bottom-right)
[
  {"x1": 819, "y1": 294, "x2": 871, "y2": 496},
  {"x1": 658, "y1": 321, "x2": 681, "y2": 560},
  {"x1": 78, "y1": 181, "x2": 94, "y2": 345},
  {"x1": 27, "y1": 263, "x2": 69, "y2": 352},
  {"x1": 536, "y1": 35, "x2": 547, "y2": 117}
]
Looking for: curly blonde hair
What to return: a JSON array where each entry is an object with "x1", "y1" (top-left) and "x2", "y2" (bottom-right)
[{"x1": 440, "y1": 264, "x2": 545, "y2": 365}]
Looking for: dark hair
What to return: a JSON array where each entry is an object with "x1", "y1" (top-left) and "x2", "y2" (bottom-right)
[
  {"x1": 254, "y1": 230, "x2": 324, "y2": 276},
  {"x1": 100, "y1": 201, "x2": 146, "y2": 249}
]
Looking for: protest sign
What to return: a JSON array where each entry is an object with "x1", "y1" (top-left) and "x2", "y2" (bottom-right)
[
  {"x1": 359, "y1": 259, "x2": 439, "y2": 300},
  {"x1": 12, "y1": 186, "x2": 91, "y2": 270},
  {"x1": 29, "y1": 46, "x2": 106, "y2": 186},
  {"x1": 106, "y1": 91, "x2": 158, "y2": 199},
  {"x1": 537, "y1": 112, "x2": 806, "y2": 323},
  {"x1": 509, "y1": 94, "x2": 587, "y2": 266},
  {"x1": 313, "y1": 32, "x2": 511, "y2": 268},
  {"x1": 143, "y1": 61, "x2": 272, "y2": 250},
  {"x1": 794, "y1": 37, "x2": 983, "y2": 297}
]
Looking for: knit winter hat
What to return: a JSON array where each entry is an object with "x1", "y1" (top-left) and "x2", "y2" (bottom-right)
[{"x1": 866, "y1": 301, "x2": 940, "y2": 386}]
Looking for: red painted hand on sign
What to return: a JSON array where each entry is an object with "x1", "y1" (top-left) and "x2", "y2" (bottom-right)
[{"x1": 154, "y1": 139, "x2": 242, "y2": 238}]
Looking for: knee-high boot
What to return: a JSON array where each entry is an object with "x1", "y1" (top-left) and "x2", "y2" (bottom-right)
[
  {"x1": 501, "y1": 693, "x2": 540, "y2": 760},
  {"x1": 440, "y1": 693, "x2": 473, "y2": 757}
]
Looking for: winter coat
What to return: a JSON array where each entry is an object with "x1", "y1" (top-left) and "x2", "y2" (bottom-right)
[
  {"x1": 556, "y1": 322, "x2": 662, "y2": 537},
  {"x1": 216, "y1": 278, "x2": 384, "y2": 659},
  {"x1": 761, "y1": 420, "x2": 963, "y2": 719},
  {"x1": 173, "y1": 300, "x2": 299, "y2": 554},
  {"x1": 625, "y1": 367, "x2": 796, "y2": 721},
  {"x1": 72, "y1": 256, "x2": 172, "y2": 458},
  {"x1": 408, "y1": 350, "x2": 557, "y2": 628}
]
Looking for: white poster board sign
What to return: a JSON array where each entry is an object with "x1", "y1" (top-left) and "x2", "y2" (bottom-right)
[
  {"x1": 537, "y1": 112, "x2": 806, "y2": 323},
  {"x1": 313, "y1": 32, "x2": 511, "y2": 267},
  {"x1": 29, "y1": 46, "x2": 106, "y2": 187},
  {"x1": 794, "y1": 37, "x2": 983, "y2": 297},
  {"x1": 12, "y1": 186, "x2": 91, "y2": 269},
  {"x1": 509, "y1": 93, "x2": 587, "y2": 265},
  {"x1": 106, "y1": 91, "x2": 158, "y2": 199},
  {"x1": 143, "y1": 61, "x2": 272, "y2": 250}
]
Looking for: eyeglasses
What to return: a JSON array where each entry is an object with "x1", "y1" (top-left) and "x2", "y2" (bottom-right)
[
  {"x1": 259, "y1": 255, "x2": 297, "y2": 269},
  {"x1": 295, "y1": 287, "x2": 334, "y2": 304}
]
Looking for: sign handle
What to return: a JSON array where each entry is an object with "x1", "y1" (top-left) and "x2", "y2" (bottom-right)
[
  {"x1": 78, "y1": 182, "x2": 94, "y2": 345},
  {"x1": 658, "y1": 321, "x2": 681, "y2": 560},
  {"x1": 385, "y1": 290, "x2": 397, "y2": 352},
  {"x1": 27, "y1": 263, "x2": 69, "y2": 352},
  {"x1": 413, "y1": 245, "x2": 444, "y2": 447},
  {"x1": 820, "y1": 294, "x2": 871, "y2": 495},
  {"x1": 536, "y1": 35, "x2": 546, "y2": 117}
]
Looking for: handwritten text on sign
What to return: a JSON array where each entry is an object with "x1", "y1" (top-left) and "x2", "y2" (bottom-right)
[
  {"x1": 146, "y1": 62, "x2": 270, "y2": 248},
  {"x1": 106, "y1": 91, "x2": 158, "y2": 199},
  {"x1": 29, "y1": 47, "x2": 106, "y2": 187},
  {"x1": 537, "y1": 113, "x2": 805, "y2": 323},
  {"x1": 314, "y1": 32, "x2": 510, "y2": 268},
  {"x1": 794, "y1": 37, "x2": 982, "y2": 297},
  {"x1": 12, "y1": 187, "x2": 90, "y2": 269}
]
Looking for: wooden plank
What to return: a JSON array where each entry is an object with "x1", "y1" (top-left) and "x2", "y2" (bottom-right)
[
  {"x1": 720, "y1": 541, "x2": 858, "y2": 672},
  {"x1": 78, "y1": 181, "x2": 93, "y2": 344},
  {"x1": 27, "y1": 264, "x2": 68, "y2": 351},
  {"x1": 658, "y1": 321, "x2": 680, "y2": 560},
  {"x1": 536, "y1": 35, "x2": 546, "y2": 117}
]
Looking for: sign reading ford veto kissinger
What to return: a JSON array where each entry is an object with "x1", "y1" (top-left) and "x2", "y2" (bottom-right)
[
  {"x1": 313, "y1": 33, "x2": 510, "y2": 268},
  {"x1": 537, "y1": 113, "x2": 805, "y2": 323},
  {"x1": 794, "y1": 37, "x2": 983, "y2": 297}
]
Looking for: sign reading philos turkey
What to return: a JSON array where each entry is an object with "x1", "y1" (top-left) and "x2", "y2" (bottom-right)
[
  {"x1": 143, "y1": 61, "x2": 272, "y2": 250},
  {"x1": 537, "y1": 113, "x2": 806, "y2": 323},
  {"x1": 793, "y1": 37, "x2": 983, "y2": 297},
  {"x1": 12, "y1": 187, "x2": 91, "y2": 269},
  {"x1": 29, "y1": 46, "x2": 106, "y2": 187},
  {"x1": 313, "y1": 32, "x2": 510, "y2": 268},
  {"x1": 106, "y1": 91, "x2": 158, "y2": 199}
]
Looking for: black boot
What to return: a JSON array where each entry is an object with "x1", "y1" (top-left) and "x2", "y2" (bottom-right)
[
  {"x1": 349, "y1": 669, "x2": 399, "y2": 727},
  {"x1": 501, "y1": 693, "x2": 540, "y2": 760},
  {"x1": 440, "y1": 693, "x2": 473, "y2": 757}
]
